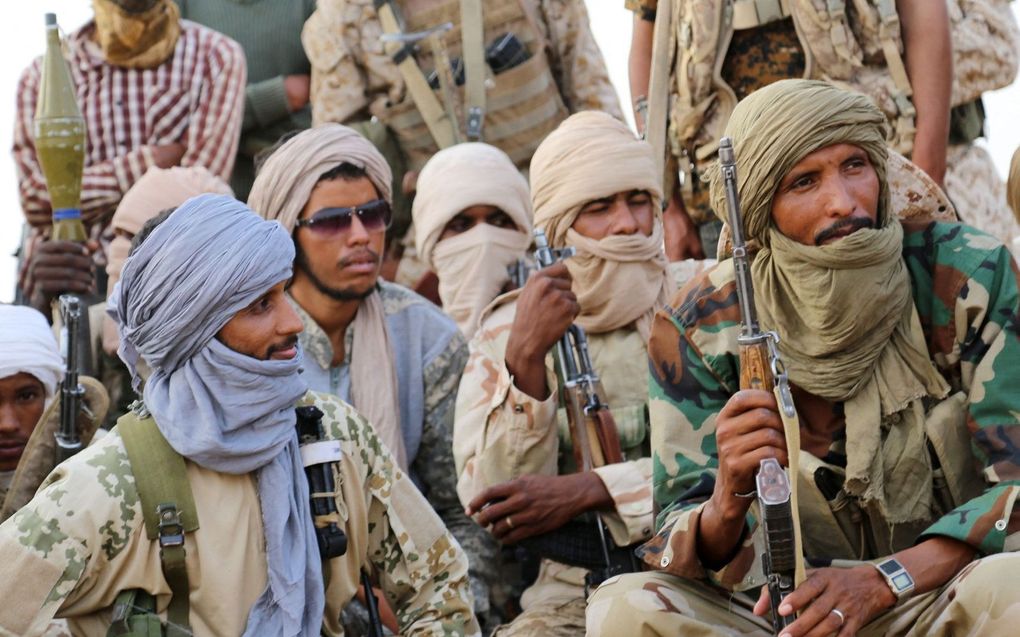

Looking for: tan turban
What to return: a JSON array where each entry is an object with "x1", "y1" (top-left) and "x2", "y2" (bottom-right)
[
  {"x1": 248, "y1": 124, "x2": 406, "y2": 470},
  {"x1": 93, "y1": 0, "x2": 181, "y2": 69},
  {"x1": 103, "y1": 166, "x2": 232, "y2": 355},
  {"x1": 413, "y1": 143, "x2": 532, "y2": 337},
  {"x1": 1008, "y1": 146, "x2": 1020, "y2": 224},
  {"x1": 716, "y1": 79, "x2": 949, "y2": 524},
  {"x1": 529, "y1": 111, "x2": 671, "y2": 339}
]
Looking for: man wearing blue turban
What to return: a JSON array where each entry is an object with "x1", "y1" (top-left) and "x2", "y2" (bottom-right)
[{"x1": 0, "y1": 194, "x2": 480, "y2": 637}]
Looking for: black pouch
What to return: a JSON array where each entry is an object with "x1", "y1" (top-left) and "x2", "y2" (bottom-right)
[{"x1": 948, "y1": 98, "x2": 985, "y2": 145}]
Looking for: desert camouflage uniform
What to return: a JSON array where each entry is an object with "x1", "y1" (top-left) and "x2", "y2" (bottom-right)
[
  {"x1": 0, "y1": 391, "x2": 481, "y2": 637},
  {"x1": 292, "y1": 282, "x2": 500, "y2": 630},
  {"x1": 454, "y1": 299, "x2": 656, "y2": 635},
  {"x1": 302, "y1": 0, "x2": 622, "y2": 168},
  {"x1": 627, "y1": 0, "x2": 1020, "y2": 247},
  {"x1": 585, "y1": 220, "x2": 1020, "y2": 635}
]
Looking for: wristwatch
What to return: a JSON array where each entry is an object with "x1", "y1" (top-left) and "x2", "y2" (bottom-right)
[{"x1": 872, "y1": 557, "x2": 915, "y2": 604}]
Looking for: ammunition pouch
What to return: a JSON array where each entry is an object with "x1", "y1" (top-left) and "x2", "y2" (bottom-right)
[{"x1": 948, "y1": 98, "x2": 986, "y2": 146}]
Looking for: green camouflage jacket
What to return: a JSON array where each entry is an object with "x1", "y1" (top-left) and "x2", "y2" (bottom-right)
[
  {"x1": 641, "y1": 220, "x2": 1020, "y2": 590},
  {"x1": 0, "y1": 391, "x2": 480, "y2": 637}
]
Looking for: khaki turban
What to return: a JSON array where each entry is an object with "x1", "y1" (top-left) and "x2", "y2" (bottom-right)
[
  {"x1": 248, "y1": 124, "x2": 393, "y2": 232},
  {"x1": 413, "y1": 143, "x2": 532, "y2": 270},
  {"x1": 707, "y1": 79, "x2": 890, "y2": 247},
  {"x1": 248, "y1": 124, "x2": 406, "y2": 470},
  {"x1": 1008, "y1": 146, "x2": 1020, "y2": 224},
  {"x1": 413, "y1": 143, "x2": 532, "y2": 337},
  {"x1": 104, "y1": 166, "x2": 233, "y2": 356},
  {"x1": 529, "y1": 111, "x2": 671, "y2": 339}
]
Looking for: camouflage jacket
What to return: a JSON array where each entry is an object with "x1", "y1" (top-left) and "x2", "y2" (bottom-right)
[
  {"x1": 0, "y1": 391, "x2": 481, "y2": 637},
  {"x1": 291, "y1": 283, "x2": 499, "y2": 622},
  {"x1": 455, "y1": 298, "x2": 656, "y2": 551},
  {"x1": 642, "y1": 220, "x2": 1020, "y2": 590}
]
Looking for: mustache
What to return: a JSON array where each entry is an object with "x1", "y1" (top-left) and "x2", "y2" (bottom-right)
[
  {"x1": 814, "y1": 216, "x2": 874, "y2": 245},
  {"x1": 265, "y1": 334, "x2": 299, "y2": 359},
  {"x1": 339, "y1": 249, "x2": 380, "y2": 267}
]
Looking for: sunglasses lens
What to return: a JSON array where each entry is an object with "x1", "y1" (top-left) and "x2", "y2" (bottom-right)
[
  {"x1": 307, "y1": 212, "x2": 351, "y2": 235},
  {"x1": 358, "y1": 201, "x2": 392, "y2": 231}
]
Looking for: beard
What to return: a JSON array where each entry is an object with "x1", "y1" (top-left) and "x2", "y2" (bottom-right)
[{"x1": 294, "y1": 244, "x2": 376, "y2": 302}]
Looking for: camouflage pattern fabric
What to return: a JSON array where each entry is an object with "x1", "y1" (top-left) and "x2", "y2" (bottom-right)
[
  {"x1": 635, "y1": 220, "x2": 1019, "y2": 592},
  {"x1": 945, "y1": 142, "x2": 1020, "y2": 247},
  {"x1": 454, "y1": 298, "x2": 656, "y2": 635},
  {"x1": 292, "y1": 283, "x2": 500, "y2": 630},
  {"x1": 587, "y1": 553, "x2": 1020, "y2": 636},
  {"x1": 0, "y1": 391, "x2": 480, "y2": 637}
]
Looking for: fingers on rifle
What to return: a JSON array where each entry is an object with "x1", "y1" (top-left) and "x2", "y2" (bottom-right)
[{"x1": 724, "y1": 389, "x2": 779, "y2": 416}]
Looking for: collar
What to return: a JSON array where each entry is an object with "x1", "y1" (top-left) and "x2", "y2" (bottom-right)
[{"x1": 289, "y1": 295, "x2": 352, "y2": 371}]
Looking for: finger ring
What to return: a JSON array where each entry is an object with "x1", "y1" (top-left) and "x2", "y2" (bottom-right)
[
  {"x1": 506, "y1": 516, "x2": 514, "y2": 529},
  {"x1": 830, "y1": 608, "x2": 845, "y2": 626}
]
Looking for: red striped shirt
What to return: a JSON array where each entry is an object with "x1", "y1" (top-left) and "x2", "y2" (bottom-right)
[{"x1": 12, "y1": 19, "x2": 246, "y2": 235}]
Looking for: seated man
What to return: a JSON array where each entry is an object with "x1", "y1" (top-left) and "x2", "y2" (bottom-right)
[
  {"x1": 455, "y1": 111, "x2": 674, "y2": 636},
  {"x1": 0, "y1": 305, "x2": 106, "y2": 522},
  {"x1": 247, "y1": 126, "x2": 498, "y2": 629},
  {"x1": 0, "y1": 195, "x2": 479, "y2": 636},
  {"x1": 587, "y1": 80, "x2": 1020, "y2": 636},
  {"x1": 412, "y1": 143, "x2": 533, "y2": 338}
]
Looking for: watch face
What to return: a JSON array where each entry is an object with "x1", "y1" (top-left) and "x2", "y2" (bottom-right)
[
  {"x1": 892, "y1": 572, "x2": 914, "y2": 590},
  {"x1": 879, "y1": 560, "x2": 901, "y2": 576}
]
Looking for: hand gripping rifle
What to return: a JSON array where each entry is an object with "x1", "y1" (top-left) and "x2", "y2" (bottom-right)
[
  {"x1": 520, "y1": 229, "x2": 635, "y2": 594},
  {"x1": 55, "y1": 295, "x2": 86, "y2": 463},
  {"x1": 719, "y1": 137, "x2": 798, "y2": 633}
]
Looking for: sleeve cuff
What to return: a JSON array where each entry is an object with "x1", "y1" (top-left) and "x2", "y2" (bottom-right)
[
  {"x1": 594, "y1": 458, "x2": 654, "y2": 545},
  {"x1": 247, "y1": 76, "x2": 292, "y2": 128}
]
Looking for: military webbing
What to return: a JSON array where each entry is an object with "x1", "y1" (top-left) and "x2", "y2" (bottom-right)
[
  {"x1": 872, "y1": 0, "x2": 916, "y2": 152},
  {"x1": 460, "y1": 0, "x2": 486, "y2": 140},
  {"x1": 374, "y1": 0, "x2": 459, "y2": 149},
  {"x1": 731, "y1": 0, "x2": 791, "y2": 30},
  {"x1": 118, "y1": 409, "x2": 198, "y2": 637}
]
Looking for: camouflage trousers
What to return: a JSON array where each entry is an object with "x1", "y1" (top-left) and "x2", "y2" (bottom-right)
[
  {"x1": 945, "y1": 142, "x2": 1019, "y2": 247},
  {"x1": 586, "y1": 553, "x2": 1020, "y2": 637}
]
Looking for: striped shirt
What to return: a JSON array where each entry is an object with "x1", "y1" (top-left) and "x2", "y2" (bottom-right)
[{"x1": 13, "y1": 19, "x2": 246, "y2": 235}]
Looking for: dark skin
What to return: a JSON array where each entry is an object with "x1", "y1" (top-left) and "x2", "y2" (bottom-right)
[
  {"x1": 438, "y1": 205, "x2": 519, "y2": 240},
  {"x1": 699, "y1": 143, "x2": 976, "y2": 636},
  {"x1": 216, "y1": 280, "x2": 302, "y2": 361},
  {"x1": 0, "y1": 374, "x2": 47, "y2": 472},
  {"x1": 23, "y1": 240, "x2": 99, "y2": 317},
  {"x1": 467, "y1": 190, "x2": 656, "y2": 542}
]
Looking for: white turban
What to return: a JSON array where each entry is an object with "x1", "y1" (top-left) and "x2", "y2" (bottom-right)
[
  {"x1": 0, "y1": 305, "x2": 63, "y2": 398},
  {"x1": 413, "y1": 143, "x2": 532, "y2": 336}
]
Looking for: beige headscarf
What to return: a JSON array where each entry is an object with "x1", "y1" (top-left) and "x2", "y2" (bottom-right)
[
  {"x1": 103, "y1": 166, "x2": 233, "y2": 355},
  {"x1": 1008, "y1": 146, "x2": 1020, "y2": 224},
  {"x1": 711, "y1": 80, "x2": 949, "y2": 523},
  {"x1": 92, "y1": 0, "x2": 181, "y2": 69},
  {"x1": 413, "y1": 143, "x2": 532, "y2": 337},
  {"x1": 530, "y1": 111, "x2": 672, "y2": 340},
  {"x1": 248, "y1": 125, "x2": 406, "y2": 470}
]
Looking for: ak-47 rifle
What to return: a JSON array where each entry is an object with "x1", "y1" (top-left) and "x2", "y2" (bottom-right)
[
  {"x1": 719, "y1": 137, "x2": 798, "y2": 634},
  {"x1": 55, "y1": 294, "x2": 86, "y2": 463},
  {"x1": 519, "y1": 229, "x2": 636, "y2": 594}
]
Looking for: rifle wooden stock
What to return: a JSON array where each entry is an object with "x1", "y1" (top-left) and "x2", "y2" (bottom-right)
[{"x1": 739, "y1": 338, "x2": 775, "y2": 392}]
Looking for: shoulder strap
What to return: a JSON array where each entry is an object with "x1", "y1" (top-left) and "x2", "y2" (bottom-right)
[
  {"x1": 118, "y1": 409, "x2": 198, "y2": 637},
  {"x1": 459, "y1": 0, "x2": 486, "y2": 140}
]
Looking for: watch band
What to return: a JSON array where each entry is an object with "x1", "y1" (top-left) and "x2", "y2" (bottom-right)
[{"x1": 872, "y1": 557, "x2": 915, "y2": 604}]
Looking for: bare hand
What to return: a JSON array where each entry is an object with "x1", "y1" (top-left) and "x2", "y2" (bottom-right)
[
  {"x1": 663, "y1": 188, "x2": 705, "y2": 261},
  {"x1": 25, "y1": 240, "x2": 97, "y2": 314},
  {"x1": 712, "y1": 389, "x2": 788, "y2": 514},
  {"x1": 466, "y1": 473, "x2": 610, "y2": 544},
  {"x1": 151, "y1": 143, "x2": 186, "y2": 169},
  {"x1": 284, "y1": 74, "x2": 310, "y2": 112},
  {"x1": 753, "y1": 566, "x2": 896, "y2": 636},
  {"x1": 505, "y1": 261, "x2": 578, "y2": 399}
]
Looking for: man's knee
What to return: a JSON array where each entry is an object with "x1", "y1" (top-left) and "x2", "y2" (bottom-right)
[
  {"x1": 951, "y1": 553, "x2": 1020, "y2": 620},
  {"x1": 586, "y1": 572, "x2": 681, "y2": 637}
]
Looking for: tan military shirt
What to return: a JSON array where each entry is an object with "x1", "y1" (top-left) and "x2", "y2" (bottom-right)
[
  {"x1": 303, "y1": 0, "x2": 622, "y2": 129},
  {"x1": 453, "y1": 299, "x2": 654, "y2": 605},
  {"x1": 0, "y1": 392, "x2": 480, "y2": 637}
]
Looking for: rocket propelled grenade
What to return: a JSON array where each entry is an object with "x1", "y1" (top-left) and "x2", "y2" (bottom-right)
[{"x1": 36, "y1": 12, "x2": 87, "y2": 242}]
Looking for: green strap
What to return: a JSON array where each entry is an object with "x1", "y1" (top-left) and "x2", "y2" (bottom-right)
[{"x1": 118, "y1": 409, "x2": 198, "y2": 637}]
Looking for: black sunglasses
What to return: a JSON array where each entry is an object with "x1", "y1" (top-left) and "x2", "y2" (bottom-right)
[{"x1": 295, "y1": 199, "x2": 392, "y2": 235}]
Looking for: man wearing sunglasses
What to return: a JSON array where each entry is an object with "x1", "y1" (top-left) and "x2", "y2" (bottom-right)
[{"x1": 248, "y1": 124, "x2": 500, "y2": 632}]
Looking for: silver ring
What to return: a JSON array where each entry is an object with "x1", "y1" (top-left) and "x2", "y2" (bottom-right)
[
  {"x1": 506, "y1": 516, "x2": 514, "y2": 529},
  {"x1": 831, "y1": 608, "x2": 846, "y2": 626}
]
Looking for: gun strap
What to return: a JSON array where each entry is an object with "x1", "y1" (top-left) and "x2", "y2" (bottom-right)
[
  {"x1": 644, "y1": 0, "x2": 673, "y2": 178},
  {"x1": 374, "y1": 0, "x2": 459, "y2": 149},
  {"x1": 459, "y1": 0, "x2": 486, "y2": 140},
  {"x1": 774, "y1": 385, "x2": 806, "y2": 588},
  {"x1": 119, "y1": 410, "x2": 198, "y2": 637}
]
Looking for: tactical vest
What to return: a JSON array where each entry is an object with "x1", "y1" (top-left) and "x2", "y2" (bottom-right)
[
  {"x1": 669, "y1": 0, "x2": 1020, "y2": 171},
  {"x1": 375, "y1": 0, "x2": 569, "y2": 170}
]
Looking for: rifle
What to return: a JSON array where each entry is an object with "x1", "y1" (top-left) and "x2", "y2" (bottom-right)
[
  {"x1": 718, "y1": 137, "x2": 798, "y2": 634},
  {"x1": 522, "y1": 229, "x2": 635, "y2": 594},
  {"x1": 55, "y1": 294, "x2": 86, "y2": 463}
]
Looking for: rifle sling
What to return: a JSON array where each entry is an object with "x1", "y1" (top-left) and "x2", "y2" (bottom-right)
[{"x1": 118, "y1": 411, "x2": 198, "y2": 636}]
